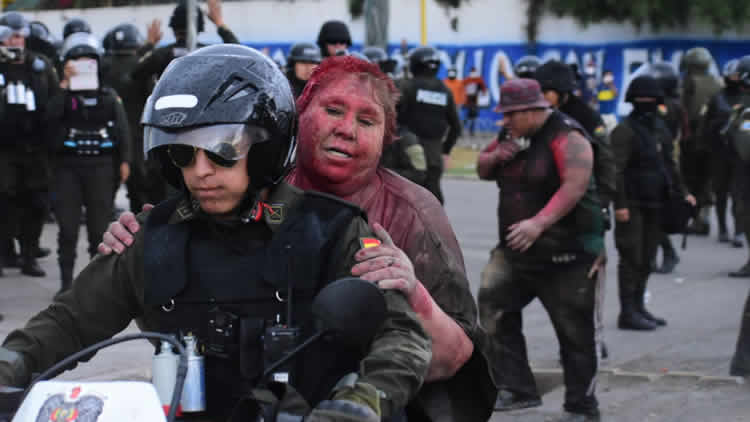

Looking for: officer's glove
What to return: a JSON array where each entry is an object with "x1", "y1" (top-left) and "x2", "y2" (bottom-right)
[
  {"x1": 304, "y1": 379, "x2": 381, "y2": 422},
  {"x1": 304, "y1": 399, "x2": 379, "y2": 422}
]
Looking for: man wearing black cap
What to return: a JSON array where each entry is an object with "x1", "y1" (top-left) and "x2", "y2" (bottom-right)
[
  {"x1": 316, "y1": 20, "x2": 352, "y2": 58},
  {"x1": 477, "y1": 78, "x2": 605, "y2": 421}
]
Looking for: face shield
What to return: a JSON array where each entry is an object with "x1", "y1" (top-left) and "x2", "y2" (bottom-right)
[{"x1": 144, "y1": 123, "x2": 271, "y2": 165}]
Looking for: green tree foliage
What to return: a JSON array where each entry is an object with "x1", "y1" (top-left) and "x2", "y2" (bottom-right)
[
  {"x1": 525, "y1": 0, "x2": 750, "y2": 46},
  {"x1": 349, "y1": 0, "x2": 465, "y2": 18}
]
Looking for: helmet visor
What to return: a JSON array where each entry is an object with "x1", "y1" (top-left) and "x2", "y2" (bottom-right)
[{"x1": 144, "y1": 123, "x2": 270, "y2": 161}]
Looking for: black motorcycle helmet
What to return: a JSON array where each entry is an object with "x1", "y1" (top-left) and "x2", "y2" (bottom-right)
[
  {"x1": 169, "y1": 1, "x2": 205, "y2": 33},
  {"x1": 723, "y1": 58, "x2": 740, "y2": 85},
  {"x1": 316, "y1": 20, "x2": 351, "y2": 57},
  {"x1": 534, "y1": 60, "x2": 577, "y2": 94},
  {"x1": 647, "y1": 62, "x2": 679, "y2": 98},
  {"x1": 363, "y1": 46, "x2": 397, "y2": 75},
  {"x1": 28, "y1": 20, "x2": 58, "y2": 60},
  {"x1": 514, "y1": 55, "x2": 541, "y2": 78},
  {"x1": 409, "y1": 46, "x2": 441, "y2": 77},
  {"x1": 0, "y1": 12, "x2": 29, "y2": 38},
  {"x1": 287, "y1": 42, "x2": 321, "y2": 65},
  {"x1": 736, "y1": 56, "x2": 750, "y2": 88},
  {"x1": 103, "y1": 23, "x2": 144, "y2": 53},
  {"x1": 625, "y1": 75, "x2": 664, "y2": 103},
  {"x1": 62, "y1": 18, "x2": 91, "y2": 40},
  {"x1": 142, "y1": 44, "x2": 296, "y2": 193}
]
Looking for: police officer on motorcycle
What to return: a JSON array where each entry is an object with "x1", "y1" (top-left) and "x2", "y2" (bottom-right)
[
  {"x1": 0, "y1": 12, "x2": 60, "y2": 278},
  {"x1": 48, "y1": 32, "x2": 131, "y2": 294},
  {"x1": 397, "y1": 46, "x2": 461, "y2": 203},
  {"x1": 0, "y1": 45, "x2": 431, "y2": 422},
  {"x1": 285, "y1": 42, "x2": 321, "y2": 99}
]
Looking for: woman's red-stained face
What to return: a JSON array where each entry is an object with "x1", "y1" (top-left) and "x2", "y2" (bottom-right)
[{"x1": 296, "y1": 73, "x2": 385, "y2": 197}]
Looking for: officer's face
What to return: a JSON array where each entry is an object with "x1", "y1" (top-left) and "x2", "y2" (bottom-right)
[
  {"x1": 295, "y1": 62, "x2": 318, "y2": 81},
  {"x1": 180, "y1": 149, "x2": 250, "y2": 215},
  {"x1": 5, "y1": 33, "x2": 24, "y2": 49},
  {"x1": 296, "y1": 73, "x2": 385, "y2": 198}
]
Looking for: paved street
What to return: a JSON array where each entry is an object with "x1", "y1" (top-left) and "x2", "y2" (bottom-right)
[{"x1": 1, "y1": 179, "x2": 749, "y2": 420}]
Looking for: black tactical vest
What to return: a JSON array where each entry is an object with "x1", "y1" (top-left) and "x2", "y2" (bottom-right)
[
  {"x1": 59, "y1": 88, "x2": 118, "y2": 156},
  {"x1": 496, "y1": 111, "x2": 603, "y2": 262},
  {"x1": 622, "y1": 113, "x2": 672, "y2": 205},
  {"x1": 141, "y1": 192, "x2": 367, "y2": 417}
]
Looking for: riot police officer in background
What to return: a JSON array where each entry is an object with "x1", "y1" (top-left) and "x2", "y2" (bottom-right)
[
  {"x1": 362, "y1": 46, "x2": 398, "y2": 78},
  {"x1": 611, "y1": 75, "x2": 694, "y2": 331},
  {"x1": 680, "y1": 47, "x2": 723, "y2": 235},
  {"x1": 722, "y1": 56, "x2": 750, "y2": 277},
  {"x1": 27, "y1": 20, "x2": 58, "y2": 62},
  {"x1": 62, "y1": 17, "x2": 91, "y2": 41},
  {"x1": 704, "y1": 59, "x2": 745, "y2": 247},
  {"x1": 316, "y1": 20, "x2": 351, "y2": 58},
  {"x1": 647, "y1": 62, "x2": 689, "y2": 273},
  {"x1": 131, "y1": 0, "x2": 239, "y2": 95},
  {"x1": 397, "y1": 46, "x2": 461, "y2": 204},
  {"x1": 101, "y1": 22, "x2": 162, "y2": 213},
  {"x1": 0, "y1": 12, "x2": 60, "y2": 278},
  {"x1": 285, "y1": 42, "x2": 321, "y2": 98},
  {"x1": 513, "y1": 55, "x2": 541, "y2": 79},
  {"x1": 48, "y1": 33, "x2": 131, "y2": 294}
]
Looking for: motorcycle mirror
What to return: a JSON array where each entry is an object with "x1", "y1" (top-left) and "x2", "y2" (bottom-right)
[{"x1": 311, "y1": 277, "x2": 387, "y2": 348}]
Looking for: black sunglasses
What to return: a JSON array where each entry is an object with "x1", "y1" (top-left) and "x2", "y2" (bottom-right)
[{"x1": 167, "y1": 145, "x2": 238, "y2": 168}]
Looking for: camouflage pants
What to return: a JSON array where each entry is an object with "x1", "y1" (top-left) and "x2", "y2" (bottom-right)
[{"x1": 477, "y1": 247, "x2": 599, "y2": 414}]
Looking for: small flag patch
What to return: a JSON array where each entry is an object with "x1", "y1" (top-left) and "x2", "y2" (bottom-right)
[{"x1": 360, "y1": 238, "x2": 382, "y2": 249}]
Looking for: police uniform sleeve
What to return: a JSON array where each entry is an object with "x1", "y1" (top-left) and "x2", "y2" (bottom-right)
[
  {"x1": 108, "y1": 88, "x2": 132, "y2": 164},
  {"x1": 0, "y1": 213, "x2": 147, "y2": 387},
  {"x1": 610, "y1": 123, "x2": 633, "y2": 210},
  {"x1": 326, "y1": 216, "x2": 431, "y2": 418},
  {"x1": 217, "y1": 25, "x2": 239, "y2": 44},
  {"x1": 591, "y1": 125, "x2": 616, "y2": 208},
  {"x1": 442, "y1": 87, "x2": 462, "y2": 155}
]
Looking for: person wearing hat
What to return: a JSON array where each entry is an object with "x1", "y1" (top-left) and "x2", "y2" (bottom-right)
[
  {"x1": 610, "y1": 75, "x2": 695, "y2": 331},
  {"x1": 316, "y1": 20, "x2": 352, "y2": 58},
  {"x1": 285, "y1": 42, "x2": 321, "y2": 98},
  {"x1": 477, "y1": 78, "x2": 605, "y2": 421}
]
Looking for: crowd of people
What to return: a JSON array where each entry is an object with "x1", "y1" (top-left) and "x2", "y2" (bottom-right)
[{"x1": 0, "y1": 2, "x2": 749, "y2": 422}]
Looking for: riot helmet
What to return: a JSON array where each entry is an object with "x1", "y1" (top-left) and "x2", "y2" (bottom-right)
[
  {"x1": 408, "y1": 46, "x2": 441, "y2": 77},
  {"x1": 316, "y1": 20, "x2": 351, "y2": 57},
  {"x1": 62, "y1": 18, "x2": 91, "y2": 40},
  {"x1": 625, "y1": 75, "x2": 664, "y2": 103},
  {"x1": 169, "y1": 1, "x2": 205, "y2": 34},
  {"x1": 647, "y1": 62, "x2": 680, "y2": 98},
  {"x1": 27, "y1": 21, "x2": 58, "y2": 60},
  {"x1": 534, "y1": 60, "x2": 577, "y2": 94},
  {"x1": 103, "y1": 23, "x2": 144, "y2": 53},
  {"x1": 723, "y1": 58, "x2": 740, "y2": 85},
  {"x1": 680, "y1": 47, "x2": 712, "y2": 73},
  {"x1": 61, "y1": 32, "x2": 102, "y2": 63},
  {"x1": 142, "y1": 44, "x2": 296, "y2": 192},
  {"x1": 287, "y1": 42, "x2": 322, "y2": 65},
  {"x1": 347, "y1": 50, "x2": 370, "y2": 62},
  {"x1": 736, "y1": 56, "x2": 750, "y2": 88},
  {"x1": 513, "y1": 55, "x2": 541, "y2": 78},
  {"x1": 363, "y1": 46, "x2": 397, "y2": 75},
  {"x1": 0, "y1": 12, "x2": 29, "y2": 38}
]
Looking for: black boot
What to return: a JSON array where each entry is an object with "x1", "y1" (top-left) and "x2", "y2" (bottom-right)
[
  {"x1": 657, "y1": 245, "x2": 680, "y2": 274},
  {"x1": 637, "y1": 278, "x2": 667, "y2": 326},
  {"x1": 618, "y1": 307, "x2": 658, "y2": 330},
  {"x1": 20, "y1": 240, "x2": 45, "y2": 277},
  {"x1": 718, "y1": 230, "x2": 730, "y2": 243}
]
